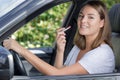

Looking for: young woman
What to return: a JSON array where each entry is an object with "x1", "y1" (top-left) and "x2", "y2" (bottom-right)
[{"x1": 3, "y1": 0, "x2": 115, "y2": 75}]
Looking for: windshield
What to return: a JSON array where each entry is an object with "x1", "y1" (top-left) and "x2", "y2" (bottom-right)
[{"x1": 0, "y1": 0, "x2": 25, "y2": 18}]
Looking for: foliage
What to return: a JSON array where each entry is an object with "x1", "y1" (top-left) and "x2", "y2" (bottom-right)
[{"x1": 13, "y1": 2, "x2": 70, "y2": 48}]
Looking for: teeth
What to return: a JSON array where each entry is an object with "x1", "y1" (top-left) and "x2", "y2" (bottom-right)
[{"x1": 80, "y1": 26, "x2": 88, "y2": 28}]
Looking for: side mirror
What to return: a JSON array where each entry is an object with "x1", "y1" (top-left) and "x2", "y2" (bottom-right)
[{"x1": 0, "y1": 46, "x2": 14, "y2": 80}]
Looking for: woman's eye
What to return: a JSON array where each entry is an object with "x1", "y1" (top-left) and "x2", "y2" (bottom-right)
[
  {"x1": 88, "y1": 16, "x2": 94, "y2": 19},
  {"x1": 78, "y1": 15, "x2": 83, "y2": 19}
]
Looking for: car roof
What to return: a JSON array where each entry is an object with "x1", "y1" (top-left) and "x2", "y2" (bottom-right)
[{"x1": 0, "y1": 0, "x2": 26, "y2": 18}]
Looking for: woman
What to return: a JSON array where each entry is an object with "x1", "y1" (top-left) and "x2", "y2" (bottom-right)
[{"x1": 3, "y1": 0, "x2": 115, "y2": 75}]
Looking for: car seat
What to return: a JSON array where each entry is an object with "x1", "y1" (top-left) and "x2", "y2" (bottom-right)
[{"x1": 109, "y1": 3, "x2": 120, "y2": 72}]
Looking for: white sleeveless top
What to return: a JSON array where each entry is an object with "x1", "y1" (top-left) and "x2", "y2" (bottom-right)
[{"x1": 64, "y1": 44, "x2": 115, "y2": 74}]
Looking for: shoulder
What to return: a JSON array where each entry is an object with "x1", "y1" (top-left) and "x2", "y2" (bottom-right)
[
  {"x1": 98, "y1": 44, "x2": 113, "y2": 52},
  {"x1": 64, "y1": 45, "x2": 80, "y2": 66},
  {"x1": 73, "y1": 45, "x2": 80, "y2": 50},
  {"x1": 69, "y1": 45, "x2": 80, "y2": 53},
  {"x1": 92, "y1": 44, "x2": 114, "y2": 57},
  {"x1": 69, "y1": 45, "x2": 80, "y2": 55},
  {"x1": 78, "y1": 44, "x2": 115, "y2": 74}
]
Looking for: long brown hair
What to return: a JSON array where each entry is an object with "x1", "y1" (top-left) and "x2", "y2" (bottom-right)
[{"x1": 74, "y1": 0, "x2": 113, "y2": 50}]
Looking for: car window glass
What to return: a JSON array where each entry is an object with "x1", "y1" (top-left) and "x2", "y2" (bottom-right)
[
  {"x1": 12, "y1": 2, "x2": 72, "y2": 48},
  {"x1": 0, "y1": 0, "x2": 26, "y2": 18}
]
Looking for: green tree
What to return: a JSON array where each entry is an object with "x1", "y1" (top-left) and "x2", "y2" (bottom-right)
[{"x1": 13, "y1": 2, "x2": 70, "y2": 48}]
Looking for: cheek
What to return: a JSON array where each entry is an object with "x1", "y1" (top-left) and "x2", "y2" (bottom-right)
[
  {"x1": 91, "y1": 25, "x2": 101, "y2": 33},
  {"x1": 90, "y1": 20, "x2": 100, "y2": 27},
  {"x1": 89, "y1": 21, "x2": 102, "y2": 31},
  {"x1": 77, "y1": 21, "x2": 80, "y2": 28},
  {"x1": 77, "y1": 20, "x2": 80, "y2": 24}
]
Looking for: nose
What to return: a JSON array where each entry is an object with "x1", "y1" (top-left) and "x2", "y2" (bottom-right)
[
  {"x1": 78, "y1": 16, "x2": 87, "y2": 24},
  {"x1": 81, "y1": 16, "x2": 87, "y2": 23}
]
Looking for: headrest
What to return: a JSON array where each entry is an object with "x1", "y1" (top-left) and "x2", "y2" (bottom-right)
[{"x1": 109, "y1": 4, "x2": 120, "y2": 33}]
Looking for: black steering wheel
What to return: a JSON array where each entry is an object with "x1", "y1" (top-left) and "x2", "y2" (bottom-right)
[
  {"x1": 10, "y1": 50, "x2": 27, "y2": 76},
  {"x1": 1, "y1": 38, "x2": 27, "y2": 76}
]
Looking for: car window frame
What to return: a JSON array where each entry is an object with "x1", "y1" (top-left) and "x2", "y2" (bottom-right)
[{"x1": 0, "y1": 0, "x2": 54, "y2": 42}]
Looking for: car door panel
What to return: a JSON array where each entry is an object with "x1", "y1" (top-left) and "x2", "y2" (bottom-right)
[
  {"x1": 12, "y1": 73, "x2": 119, "y2": 80},
  {"x1": 20, "y1": 47, "x2": 53, "y2": 76}
]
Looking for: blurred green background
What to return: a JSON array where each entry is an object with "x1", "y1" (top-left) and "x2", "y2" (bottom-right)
[{"x1": 12, "y1": 0, "x2": 120, "y2": 48}]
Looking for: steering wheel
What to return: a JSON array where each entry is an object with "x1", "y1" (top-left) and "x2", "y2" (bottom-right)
[
  {"x1": 1, "y1": 38, "x2": 27, "y2": 76},
  {"x1": 10, "y1": 50, "x2": 27, "y2": 76}
]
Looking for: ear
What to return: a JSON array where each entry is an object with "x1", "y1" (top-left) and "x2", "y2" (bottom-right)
[{"x1": 99, "y1": 19, "x2": 104, "y2": 28}]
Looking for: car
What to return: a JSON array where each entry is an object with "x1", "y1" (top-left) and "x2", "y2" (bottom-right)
[{"x1": 0, "y1": 0, "x2": 120, "y2": 80}]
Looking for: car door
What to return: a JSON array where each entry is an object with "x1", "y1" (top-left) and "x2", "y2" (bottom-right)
[
  {"x1": 0, "y1": 0, "x2": 78, "y2": 77},
  {"x1": 14, "y1": 0, "x2": 74, "y2": 76},
  {"x1": 17, "y1": 0, "x2": 120, "y2": 80}
]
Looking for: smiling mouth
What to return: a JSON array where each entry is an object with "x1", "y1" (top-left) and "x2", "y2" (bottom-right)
[{"x1": 80, "y1": 26, "x2": 89, "y2": 29}]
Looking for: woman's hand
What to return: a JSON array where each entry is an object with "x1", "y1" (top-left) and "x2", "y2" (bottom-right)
[
  {"x1": 56, "y1": 28, "x2": 66, "y2": 53},
  {"x1": 3, "y1": 38, "x2": 23, "y2": 54}
]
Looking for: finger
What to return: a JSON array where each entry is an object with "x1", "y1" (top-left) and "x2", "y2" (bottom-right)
[
  {"x1": 62, "y1": 39, "x2": 66, "y2": 44},
  {"x1": 56, "y1": 34, "x2": 66, "y2": 41},
  {"x1": 3, "y1": 42, "x2": 10, "y2": 49},
  {"x1": 56, "y1": 32, "x2": 65, "y2": 38},
  {"x1": 56, "y1": 28, "x2": 65, "y2": 32},
  {"x1": 3, "y1": 40, "x2": 8, "y2": 46},
  {"x1": 57, "y1": 37, "x2": 66, "y2": 45},
  {"x1": 3, "y1": 38, "x2": 12, "y2": 48},
  {"x1": 60, "y1": 36, "x2": 66, "y2": 40},
  {"x1": 57, "y1": 30, "x2": 66, "y2": 36}
]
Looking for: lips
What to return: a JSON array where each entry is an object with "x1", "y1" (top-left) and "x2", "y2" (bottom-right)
[{"x1": 80, "y1": 25, "x2": 89, "y2": 29}]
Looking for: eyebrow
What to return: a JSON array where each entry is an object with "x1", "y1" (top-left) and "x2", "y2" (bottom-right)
[{"x1": 79, "y1": 12, "x2": 96, "y2": 16}]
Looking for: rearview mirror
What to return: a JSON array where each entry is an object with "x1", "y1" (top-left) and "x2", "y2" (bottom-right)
[{"x1": 0, "y1": 46, "x2": 14, "y2": 80}]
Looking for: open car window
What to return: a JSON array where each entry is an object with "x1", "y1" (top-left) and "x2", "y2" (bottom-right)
[
  {"x1": 12, "y1": 2, "x2": 72, "y2": 49},
  {"x1": 10, "y1": 1, "x2": 72, "y2": 77}
]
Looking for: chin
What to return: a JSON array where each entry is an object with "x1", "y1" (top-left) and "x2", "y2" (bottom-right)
[{"x1": 79, "y1": 32, "x2": 87, "y2": 35}]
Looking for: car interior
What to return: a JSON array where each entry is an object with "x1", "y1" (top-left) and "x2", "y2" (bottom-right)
[
  {"x1": 109, "y1": 3, "x2": 120, "y2": 73},
  {"x1": 0, "y1": 0, "x2": 120, "y2": 80},
  {"x1": 12, "y1": 0, "x2": 120, "y2": 77}
]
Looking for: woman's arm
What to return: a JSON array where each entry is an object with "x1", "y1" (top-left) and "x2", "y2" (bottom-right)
[
  {"x1": 3, "y1": 38, "x2": 88, "y2": 75},
  {"x1": 17, "y1": 46, "x2": 88, "y2": 75},
  {"x1": 54, "y1": 49, "x2": 64, "y2": 68},
  {"x1": 54, "y1": 28, "x2": 66, "y2": 68}
]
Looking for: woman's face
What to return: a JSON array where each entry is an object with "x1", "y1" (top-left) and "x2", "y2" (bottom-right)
[{"x1": 77, "y1": 5, "x2": 104, "y2": 38}]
